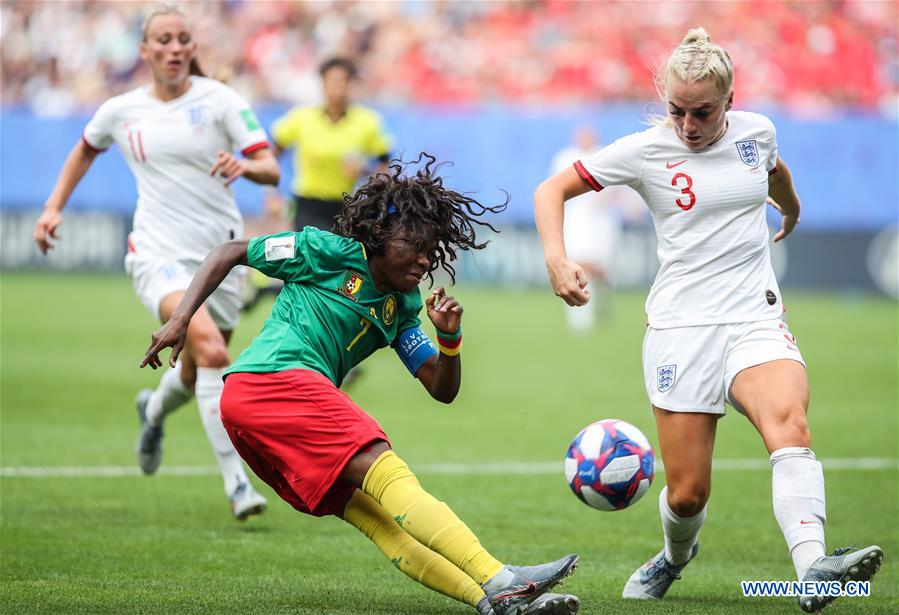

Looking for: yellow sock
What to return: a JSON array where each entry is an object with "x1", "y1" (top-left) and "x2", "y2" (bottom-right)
[
  {"x1": 361, "y1": 450, "x2": 504, "y2": 585},
  {"x1": 344, "y1": 490, "x2": 486, "y2": 607}
]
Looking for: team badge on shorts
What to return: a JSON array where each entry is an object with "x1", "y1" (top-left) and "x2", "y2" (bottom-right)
[
  {"x1": 736, "y1": 140, "x2": 760, "y2": 167},
  {"x1": 338, "y1": 270, "x2": 365, "y2": 301},
  {"x1": 657, "y1": 364, "x2": 677, "y2": 392},
  {"x1": 382, "y1": 295, "x2": 396, "y2": 325}
]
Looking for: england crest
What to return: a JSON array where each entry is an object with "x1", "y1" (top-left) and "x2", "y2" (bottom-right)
[
  {"x1": 657, "y1": 364, "x2": 676, "y2": 392},
  {"x1": 735, "y1": 140, "x2": 759, "y2": 167},
  {"x1": 187, "y1": 105, "x2": 210, "y2": 127}
]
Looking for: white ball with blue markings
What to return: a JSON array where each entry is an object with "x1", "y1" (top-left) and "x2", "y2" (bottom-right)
[{"x1": 564, "y1": 419, "x2": 655, "y2": 511}]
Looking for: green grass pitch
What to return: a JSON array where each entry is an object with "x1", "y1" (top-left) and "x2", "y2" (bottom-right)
[{"x1": 1, "y1": 272, "x2": 896, "y2": 614}]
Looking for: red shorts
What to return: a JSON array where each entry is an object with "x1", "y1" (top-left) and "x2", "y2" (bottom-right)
[{"x1": 220, "y1": 369, "x2": 389, "y2": 517}]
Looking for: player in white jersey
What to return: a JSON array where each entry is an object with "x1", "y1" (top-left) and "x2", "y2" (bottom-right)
[
  {"x1": 534, "y1": 28, "x2": 882, "y2": 612},
  {"x1": 33, "y1": 4, "x2": 280, "y2": 521},
  {"x1": 549, "y1": 125, "x2": 631, "y2": 331}
]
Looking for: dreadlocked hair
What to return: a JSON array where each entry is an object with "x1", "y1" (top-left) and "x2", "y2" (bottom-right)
[{"x1": 334, "y1": 152, "x2": 507, "y2": 285}]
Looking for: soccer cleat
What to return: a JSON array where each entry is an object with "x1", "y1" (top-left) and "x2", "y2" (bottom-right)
[
  {"x1": 230, "y1": 482, "x2": 267, "y2": 521},
  {"x1": 135, "y1": 388, "x2": 164, "y2": 475},
  {"x1": 622, "y1": 543, "x2": 698, "y2": 599},
  {"x1": 798, "y1": 545, "x2": 883, "y2": 613},
  {"x1": 476, "y1": 596, "x2": 494, "y2": 615},
  {"x1": 482, "y1": 554, "x2": 579, "y2": 615},
  {"x1": 523, "y1": 593, "x2": 580, "y2": 614}
]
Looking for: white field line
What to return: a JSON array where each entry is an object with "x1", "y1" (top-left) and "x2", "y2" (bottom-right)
[{"x1": 0, "y1": 457, "x2": 896, "y2": 478}]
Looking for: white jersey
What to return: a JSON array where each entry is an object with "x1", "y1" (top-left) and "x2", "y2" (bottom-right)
[
  {"x1": 576, "y1": 111, "x2": 782, "y2": 328},
  {"x1": 83, "y1": 76, "x2": 269, "y2": 261}
]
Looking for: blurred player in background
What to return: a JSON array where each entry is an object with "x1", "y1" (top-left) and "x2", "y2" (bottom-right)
[
  {"x1": 549, "y1": 124, "x2": 622, "y2": 331},
  {"x1": 271, "y1": 56, "x2": 392, "y2": 232},
  {"x1": 33, "y1": 3, "x2": 279, "y2": 520},
  {"x1": 535, "y1": 27, "x2": 882, "y2": 613},
  {"x1": 141, "y1": 155, "x2": 581, "y2": 615},
  {"x1": 242, "y1": 56, "x2": 392, "y2": 339}
]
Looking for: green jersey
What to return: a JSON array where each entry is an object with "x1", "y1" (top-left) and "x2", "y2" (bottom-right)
[{"x1": 225, "y1": 228, "x2": 424, "y2": 385}]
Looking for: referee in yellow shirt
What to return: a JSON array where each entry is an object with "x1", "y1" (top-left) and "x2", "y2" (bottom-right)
[{"x1": 271, "y1": 57, "x2": 392, "y2": 231}]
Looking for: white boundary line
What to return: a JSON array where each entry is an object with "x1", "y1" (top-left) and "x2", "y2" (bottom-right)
[{"x1": 1, "y1": 457, "x2": 896, "y2": 478}]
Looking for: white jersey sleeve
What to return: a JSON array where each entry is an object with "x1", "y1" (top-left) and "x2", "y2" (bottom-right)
[
  {"x1": 216, "y1": 84, "x2": 269, "y2": 155},
  {"x1": 761, "y1": 116, "x2": 778, "y2": 173},
  {"x1": 575, "y1": 131, "x2": 653, "y2": 191},
  {"x1": 82, "y1": 98, "x2": 118, "y2": 152}
]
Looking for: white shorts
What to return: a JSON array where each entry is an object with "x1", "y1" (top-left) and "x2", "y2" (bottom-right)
[
  {"x1": 642, "y1": 318, "x2": 806, "y2": 415},
  {"x1": 125, "y1": 254, "x2": 244, "y2": 331}
]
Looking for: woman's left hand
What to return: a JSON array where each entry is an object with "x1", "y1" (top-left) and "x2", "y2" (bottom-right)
[
  {"x1": 426, "y1": 286, "x2": 462, "y2": 335},
  {"x1": 210, "y1": 150, "x2": 247, "y2": 187}
]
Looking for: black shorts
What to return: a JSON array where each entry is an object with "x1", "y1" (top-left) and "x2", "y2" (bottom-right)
[{"x1": 291, "y1": 195, "x2": 344, "y2": 232}]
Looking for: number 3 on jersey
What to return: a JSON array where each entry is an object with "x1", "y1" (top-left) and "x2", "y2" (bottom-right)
[{"x1": 671, "y1": 172, "x2": 696, "y2": 211}]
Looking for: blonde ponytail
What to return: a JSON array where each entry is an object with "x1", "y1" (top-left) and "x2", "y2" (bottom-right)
[{"x1": 648, "y1": 27, "x2": 734, "y2": 126}]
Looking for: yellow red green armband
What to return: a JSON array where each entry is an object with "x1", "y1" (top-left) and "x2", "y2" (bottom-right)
[{"x1": 436, "y1": 327, "x2": 461, "y2": 356}]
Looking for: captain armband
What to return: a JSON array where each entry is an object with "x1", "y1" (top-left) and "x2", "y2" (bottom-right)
[{"x1": 394, "y1": 326, "x2": 439, "y2": 376}]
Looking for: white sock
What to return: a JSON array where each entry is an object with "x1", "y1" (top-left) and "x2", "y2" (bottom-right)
[
  {"x1": 660, "y1": 485, "x2": 707, "y2": 565},
  {"x1": 565, "y1": 304, "x2": 595, "y2": 332},
  {"x1": 770, "y1": 447, "x2": 826, "y2": 579},
  {"x1": 195, "y1": 367, "x2": 248, "y2": 496},
  {"x1": 146, "y1": 361, "x2": 193, "y2": 427}
]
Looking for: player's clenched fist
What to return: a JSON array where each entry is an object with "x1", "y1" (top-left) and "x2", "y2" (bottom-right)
[{"x1": 426, "y1": 286, "x2": 462, "y2": 334}]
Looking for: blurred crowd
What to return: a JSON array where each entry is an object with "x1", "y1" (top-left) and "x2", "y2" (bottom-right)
[{"x1": 2, "y1": 0, "x2": 897, "y2": 117}]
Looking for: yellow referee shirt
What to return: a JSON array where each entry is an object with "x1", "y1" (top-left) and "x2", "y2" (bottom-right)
[{"x1": 272, "y1": 104, "x2": 391, "y2": 200}]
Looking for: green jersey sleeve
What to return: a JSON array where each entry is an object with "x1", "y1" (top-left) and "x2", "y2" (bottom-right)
[
  {"x1": 395, "y1": 289, "x2": 425, "y2": 335},
  {"x1": 246, "y1": 231, "x2": 314, "y2": 282},
  {"x1": 246, "y1": 228, "x2": 368, "y2": 284}
]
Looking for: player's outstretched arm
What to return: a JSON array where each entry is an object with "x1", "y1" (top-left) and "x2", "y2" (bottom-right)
[
  {"x1": 415, "y1": 287, "x2": 462, "y2": 404},
  {"x1": 768, "y1": 157, "x2": 801, "y2": 242},
  {"x1": 34, "y1": 140, "x2": 100, "y2": 254},
  {"x1": 140, "y1": 240, "x2": 249, "y2": 369},
  {"x1": 534, "y1": 165, "x2": 592, "y2": 306}
]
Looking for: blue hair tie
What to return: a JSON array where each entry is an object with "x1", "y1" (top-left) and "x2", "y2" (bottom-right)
[{"x1": 386, "y1": 204, "x2": 398, "y2": 215}]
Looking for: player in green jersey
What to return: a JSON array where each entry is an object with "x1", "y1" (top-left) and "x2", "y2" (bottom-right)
[{"x1": 141, "y1": 154, "x2": 582, "y2": 615}]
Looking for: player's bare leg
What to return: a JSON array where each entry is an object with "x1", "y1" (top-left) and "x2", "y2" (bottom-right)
[
  {"x1": 623, "y1": 409, "x2": 715, "y2": 599},
  {"x1": 139, "y1": 292, "x2": 267, "y2": 519},
  {"x1": 135, "y1": 295, "x2": 199, "y2": 474},
  {"x1": 731, "y1": 359, "x2": 882, "y2": 611}
]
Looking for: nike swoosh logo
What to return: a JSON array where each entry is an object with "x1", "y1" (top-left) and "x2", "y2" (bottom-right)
[
  {"x1": 666, "y1": 160, "x2": 687, "y2": 169},
  {"x1": 799, "y1": 520, "x2": 820, "y2": 525}
]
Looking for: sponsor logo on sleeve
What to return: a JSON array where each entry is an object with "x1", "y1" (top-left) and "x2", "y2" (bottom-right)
[
  {"x1": 264, "y1": 235, "x2": 295, "y2": 261},
  {"x1": 736, "y1": 140, "x2": 760, "y2": 167},
  {"x1": 240, "y1": 108, "x2": 261, "y2": 132},
  {"x1": 337, "y1": 270, "x2": 365, "y2": 301},
  {"x1": 657, "y1": 364, "x2": 677, "y2": 392}
]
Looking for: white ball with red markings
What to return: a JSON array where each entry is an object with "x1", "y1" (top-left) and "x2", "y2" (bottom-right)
[{"x1": 564, "y1": 419, "x2": 655, "y2": 511}]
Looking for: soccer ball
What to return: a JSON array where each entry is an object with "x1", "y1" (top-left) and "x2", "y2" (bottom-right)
[{"x1": 564, "y1": 419, "x2": 655, "y2": 511}]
